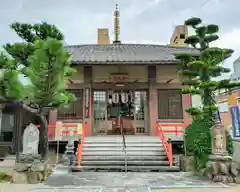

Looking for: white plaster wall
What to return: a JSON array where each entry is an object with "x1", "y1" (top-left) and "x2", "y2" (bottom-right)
[
  {"x1": 156, "y1": 65, "x2": 180, "y2": 83},
  {"x1": 71, "y1": 66, "x2": 84, "y2": 83}
]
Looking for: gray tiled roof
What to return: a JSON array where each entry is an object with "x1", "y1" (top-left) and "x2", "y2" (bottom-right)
[{"x1": 66, "y1": 44, "x2": 199, "y2": 64}]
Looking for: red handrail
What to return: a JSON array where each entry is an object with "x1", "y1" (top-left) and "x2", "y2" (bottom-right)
[
  {"x1": 36, "y1": 123, "x2": 78, "y2": 136},
  {"x1": 156, "y1": 123, "x2": 173, "y2": 167},
  {"x1": 77, "y1": 123, "x2": 89, "y2": 166},
  {"x1": 156, "y1": 123, "x2": 188, "y2": 167}
]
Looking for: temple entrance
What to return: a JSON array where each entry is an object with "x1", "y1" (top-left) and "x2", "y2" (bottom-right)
[{"x1": 93, "y1": 90, "x2": 148, "y2": 135}]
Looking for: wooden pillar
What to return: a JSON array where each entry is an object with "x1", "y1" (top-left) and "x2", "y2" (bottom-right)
[
  {"x1": 148, "y1": 66, "x2": 157, "y2": 136},
  {"x1": 84, "y1": 66, "x2": 92, "y2": 135},
  {"x1": 15, "y1": 105, "x2": 22, "y2": 163},
  {"x1": 48, "y1": 109, "x2": 57, "y2": 125}
]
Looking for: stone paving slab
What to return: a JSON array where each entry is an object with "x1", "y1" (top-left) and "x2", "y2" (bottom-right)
[
  {"x1": 28, "y1": 187, "x2": 103, "y2": 192},
  {"x1": 1, "y1": 165, "x2": 233, "y2": 192},
  {"x1": 42, "y1": 168, "x2": 230, "y2": 191},
  {"x1": 46, "y1": 169, "x2": 227, "y2": 187},
  {"x1": 0, "y1": 184, "x2": 238, "y2": 192}
]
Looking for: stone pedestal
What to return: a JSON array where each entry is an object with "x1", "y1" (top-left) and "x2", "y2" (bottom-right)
[
  {"x1": 203, "y1": 123, "x2": 240, "y2": 183},
  {"x1": 62, "y1": 140, "x2": 76, "y2": 166},
  {"x1": 12, "y1": 154, "x2": 52, "y2": 184},
  {"x1": 179, "y1": 155, "x2": 195, "y2": 172}
]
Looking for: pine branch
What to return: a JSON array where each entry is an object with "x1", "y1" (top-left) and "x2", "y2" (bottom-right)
[
  {"x1": 182, "y1": 88, "x2": 201, "y2": 95},
  {"x1": 181, "y1": 79, "x2": 199, "y2": 86},
  {"x1": 185, "y1": 107, "x2": 202, "y2": 116},
  {"x1": 175, "y1": 17, "x2": 239, "y2": 126},
  {"x1": 179, "y1": 70, "x2": 198, "y2": 77}
]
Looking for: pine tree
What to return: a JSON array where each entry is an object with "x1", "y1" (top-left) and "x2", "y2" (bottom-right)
[
  {"x1": 0, "y1": 53, "x2": 26, "y2": 100},
  {"x1": 4, "y1": 22, "x2": 63, "y2": 68},
  {"x1": 175, "y1": 17, "x2": 240, "y2": 127},
  {"x1": 1, "y1": 22, "x2": 75, "y2": 159}
]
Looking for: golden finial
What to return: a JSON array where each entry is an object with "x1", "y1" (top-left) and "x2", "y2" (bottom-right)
[{"x1": 113, "y1": 4, "x2": 121, "y2": 44}]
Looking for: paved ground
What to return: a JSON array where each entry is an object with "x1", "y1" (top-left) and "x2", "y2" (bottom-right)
[
  {"x1": 0, "y1": 184, "x2": 239, "y2": 192},
  {"x1": 0, "y1": 165, "x2": 239, "y2": 192}
]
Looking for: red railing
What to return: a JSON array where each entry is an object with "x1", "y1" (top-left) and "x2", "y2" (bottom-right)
[
  {"x1": 76, "y1": 123, "x2": 89, "y2": 166},
  {"x1": 157, "y1": 123, "x2": 186, "y2": 136},
  {"x1": 36, "y1": 123, "x2": 78, "y2": 136},
  {"x1": 155, "y1": 123, "x2": 188, "y2": 167},
  {"x1": 36, "y1": 121, "x2": 89, "y2": 166},
  {"x1": 156, "y1": 123, "x2": 173, "y2": 167}
]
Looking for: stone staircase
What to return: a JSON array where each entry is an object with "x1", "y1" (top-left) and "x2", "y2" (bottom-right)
[{"x1": 71, "y1": 135, "x2": 180, "y2": 172}]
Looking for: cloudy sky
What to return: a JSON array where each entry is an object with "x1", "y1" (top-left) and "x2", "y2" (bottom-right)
[{"x1": 0, "y1": 0, "x2": 238, "y2": 75}]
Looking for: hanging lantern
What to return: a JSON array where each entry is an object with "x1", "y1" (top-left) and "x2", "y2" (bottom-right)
[
  {"x1": 108, "y1": 90, "x2": 113, "y2": 104},
  {"x1": 121, "y1": 92, "x2": 128, "y2": 103},
  {"x1": 112, "y1": 93, "x2": 119, "y2": 104},
  {"x1": 108, "y1": 98, "x2": 112, "y2": 104}
]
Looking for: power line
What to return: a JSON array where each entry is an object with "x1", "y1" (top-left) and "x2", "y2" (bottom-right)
[{"x1": 200, "y1": 0, "x2": 211, "y2": 8}]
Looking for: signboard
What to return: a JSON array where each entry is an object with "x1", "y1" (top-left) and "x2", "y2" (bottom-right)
[
  {"x1": 111, "y1": 73, "x2": 128, "y2": 82},
  {"x1": 230, "y1": 106, "x2": 240, "y2": 139}
]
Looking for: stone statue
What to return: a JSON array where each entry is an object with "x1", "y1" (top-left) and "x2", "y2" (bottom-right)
[{"x1": 22, "y1": 123, "x2": 39, "y2": 155}]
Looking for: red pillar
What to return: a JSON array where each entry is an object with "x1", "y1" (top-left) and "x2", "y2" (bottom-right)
[{"x1": 48, "y1": 109, "x2": 57, "y2": 124}]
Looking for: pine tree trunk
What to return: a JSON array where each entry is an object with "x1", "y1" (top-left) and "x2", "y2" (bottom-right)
[{"x1": 39, "y1": 112, "x2": 49, "y2": 160}]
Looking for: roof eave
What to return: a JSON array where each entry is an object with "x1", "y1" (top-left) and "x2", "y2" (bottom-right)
[{"x1": 71, "y1": 60, "x2": 180, "y2": 65}]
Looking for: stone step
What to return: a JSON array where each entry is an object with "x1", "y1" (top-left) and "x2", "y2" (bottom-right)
[
  {"x1": 83, "y1": 147, "x2": 164, "y2": 151},
  {"x1": 84, "y1": 136, "x2": 162, "y2": 143},
  {"x1": 83, "y1": 143, "x2": 163, "y2": 147},
  {"x1": 70, "y1": 165, "x2": 180, "y2": 172},
  {"x1": 82, "y1": 151, "x2": 166, "y2": 156},
  {"x1": 81, "y1": 160, "x2": 169, "y2": 166},
  {"x1": 82, "y1": 155, "x2": 168, "y2": 161}
]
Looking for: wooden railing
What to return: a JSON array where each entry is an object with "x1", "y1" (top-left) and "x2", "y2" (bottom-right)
[
  {"x1": 156, "y1": 123, "x2": 173, "y2": 167},
  {"x1": 156, "y1": 122, "x2": 188, "y2": 167},
  {"x1": 36, "y1": 121, "x2": 88, "y2": 165},
  {"x1": 36, "y1": 123, "x2": 79, "y2": 136},
  {"x1": 76, "y1": 123, "x2": 89, "y2": 166}
]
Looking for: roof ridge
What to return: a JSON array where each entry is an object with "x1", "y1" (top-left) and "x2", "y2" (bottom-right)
[{"x1": 65, "y1": 43, "x2": 195, "y2": 50}]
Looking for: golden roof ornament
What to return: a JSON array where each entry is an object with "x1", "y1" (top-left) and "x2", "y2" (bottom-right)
[{"x1": 113, "y1": 4, "x2": 121, "y2": 44}]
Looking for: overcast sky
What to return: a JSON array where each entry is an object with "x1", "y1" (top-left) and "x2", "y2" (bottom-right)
[{"x1": 0, "y1": 0, "x2": 239, "y2": 76}]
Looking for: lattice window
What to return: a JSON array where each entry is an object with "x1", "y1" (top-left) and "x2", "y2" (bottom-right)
[
  {"x1": 157, "y1": 89, "x2": 183, "y2": 119},
  {"x1": 136, "y1": 127, "x2": 145, "y2": 133},
  {"x1": 134, "y1": 91, "x2": 147, "y2": 120},
  {"x1": 57, "y1": 89, "x2": 83, "y2": 120}
]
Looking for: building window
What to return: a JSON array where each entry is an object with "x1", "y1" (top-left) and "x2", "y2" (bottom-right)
[
  {"x1": 237, "y1": 98, "x2": 240, "y2": 105},
  {"x1": 158, "y1": 89, "x2": 183, "y2": 119},
  {"x1": 57, "y1": 89, "x2": 83, "y2": 120},
  {"x1": 217, "y1": 101, "x2": 228, "y2": 112},
  {"x1": 0, "y1": 113, "x2": 14, "y2": 142},
  {"x1": 180, "y1": 34, "x2": 185, "y2": 39}
]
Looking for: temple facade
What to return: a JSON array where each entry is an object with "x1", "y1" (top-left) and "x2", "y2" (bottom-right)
[
  {"x1": 48, "y1": 44, "x2": 196, "y2": 138},
  {"x1": 46, "y1": 6, "x2": 197, "y2": 142}
]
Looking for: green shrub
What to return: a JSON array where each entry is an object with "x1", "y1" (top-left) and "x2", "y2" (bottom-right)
[
  {"x1": 226, "y1": 130, "x2": 233, "y2": 155},
  {"x1": 185, "y1": 118, "x2": 212, "y2": 171},
  {"x1": 0, "y1": 172, "x2": 12, "y2": 182}
]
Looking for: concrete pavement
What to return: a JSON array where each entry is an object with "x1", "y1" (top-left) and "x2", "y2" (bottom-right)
[
  {"x1": 0, "y1": 183, "x2": 239, "y2": 192},
  {"x1": 0, "y1": 165, "x2": 239, "y2": 192}
]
